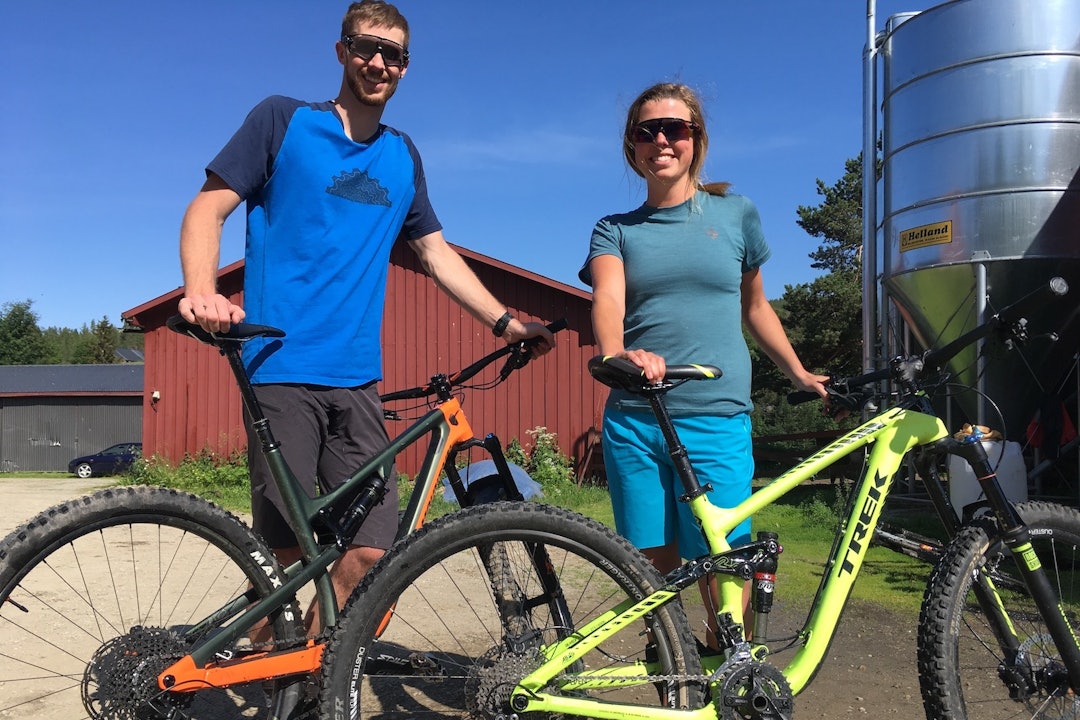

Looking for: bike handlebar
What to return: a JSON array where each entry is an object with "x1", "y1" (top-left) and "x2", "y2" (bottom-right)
[
  {"x1": 380, "y1": 318, "x2": 568, "y2": 402},
  {"x1": 166, "y1": 314, "x2": 567, "y2": 403},
  {"x1": 787, "y1": 276, "x2": 1069, "y2": 407}
]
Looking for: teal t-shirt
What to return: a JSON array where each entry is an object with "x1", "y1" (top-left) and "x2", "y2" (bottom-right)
[{"x1": 579, "y1": 191, "x2": 771, "y2": 416}]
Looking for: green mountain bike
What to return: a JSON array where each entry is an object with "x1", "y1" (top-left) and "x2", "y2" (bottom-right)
[
  {"x1": 0, "y1": 317, "x2": 564, "y2": 719},
  {"x1": 318, "y1": 277, "x2": 1078, "y2": 720}
]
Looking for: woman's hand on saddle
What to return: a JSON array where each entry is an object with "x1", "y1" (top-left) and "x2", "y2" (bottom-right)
[{"x1": 617, "y1": 348, "x2": 667, "y2": 384}]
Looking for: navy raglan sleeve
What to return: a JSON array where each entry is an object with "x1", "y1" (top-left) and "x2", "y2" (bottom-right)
[
  {"x1": 207, "y1": 95, "x2": 301, "y2": 199},
  {"x1": 397, "y1": 132, "x2": 443, "y2": 242}
]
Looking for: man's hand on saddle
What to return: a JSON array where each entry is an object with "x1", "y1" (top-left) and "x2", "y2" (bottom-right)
[{"x1": 178, "y1": 294, "x2": 246, "y2": 334}]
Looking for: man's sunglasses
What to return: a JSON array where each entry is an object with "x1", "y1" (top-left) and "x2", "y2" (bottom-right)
[
  {"x1": 631, "y1": 118, "x2": 698, "y2": 144},
  {"x1": 341, "y1": 33, "x2": 410, "y2": 68}
]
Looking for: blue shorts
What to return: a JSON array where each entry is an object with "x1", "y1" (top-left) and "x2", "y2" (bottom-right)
[{"x1": 602, "y1": 408, "x2": 753, "y2": 559}]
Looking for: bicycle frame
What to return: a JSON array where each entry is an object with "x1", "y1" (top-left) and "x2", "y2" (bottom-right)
[
  {"x1": 514, "y1": 415, "x2": 1080, "y2": 718},
  {"x1": 157, "y1": 322, "x2": 540, "y2": 694},
  {"x1": 508, "y1": 404, "x2": 948, "y2": 719}
]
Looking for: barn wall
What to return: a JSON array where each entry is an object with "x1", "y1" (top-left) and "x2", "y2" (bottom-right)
[{"x1": 128, "y1": 251, "x2": 606, "y2": 479}]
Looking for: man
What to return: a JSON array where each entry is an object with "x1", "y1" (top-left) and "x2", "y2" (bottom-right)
[{"x1": 178, "y1": 0, "x2": 553, "y2": 632}]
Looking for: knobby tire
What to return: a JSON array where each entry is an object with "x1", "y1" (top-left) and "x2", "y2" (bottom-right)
[
  {"x1": 0, "y1": 485, "x2": 304, "y2": 719},
  {"x1": 320, "y1": 501, "x2": 704, "y2": 719},
  {"x1": 918, "y1": 501, "x2": 1080, "y2": 720}
]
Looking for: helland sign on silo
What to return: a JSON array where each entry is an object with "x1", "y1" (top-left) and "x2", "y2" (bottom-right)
[{"x1": 899, "y1": 220, "x2": 952, "y2": 252}]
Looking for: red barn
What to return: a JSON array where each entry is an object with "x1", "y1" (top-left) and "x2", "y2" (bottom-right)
[{"x1": 122, "y1": 244, "x2": 607, "y2": 479}]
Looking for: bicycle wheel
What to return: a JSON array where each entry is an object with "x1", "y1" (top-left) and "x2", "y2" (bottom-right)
[
  {"x1": 320, "y1": 501, "x2": 704, "y2": 719},
  {"x1": 918, "y1": 501, "x2": 1080, "y2": 719},
  {"x1": 0, "y1": 485, "x2": 305, "y2": 719}
]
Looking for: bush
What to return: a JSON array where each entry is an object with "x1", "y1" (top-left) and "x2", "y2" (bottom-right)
[
  {"x1": 798, "y1": 481, "x2": 850, "y2": 529},
  {"x1": 125, "y1": 449, "x2": 251, "y2": 511},
  {"x1": 505, "y1": 426, "x2": 607, "y2": 511},
  {"x1": 506, "y1": 427, "x2": 574, "y2": 486}
]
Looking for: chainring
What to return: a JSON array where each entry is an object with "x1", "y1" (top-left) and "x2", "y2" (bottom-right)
[{"x1": 719, "y1": 661, "x2": 793, "y2": 720}]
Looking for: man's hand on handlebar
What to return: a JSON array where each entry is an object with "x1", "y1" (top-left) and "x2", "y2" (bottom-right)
[
  {"x1": 178, "y1": 293, "x2": 246, "y2": 334},
  {"x1": 506, "y1": 321, "x2": 557, "y2": 356}
]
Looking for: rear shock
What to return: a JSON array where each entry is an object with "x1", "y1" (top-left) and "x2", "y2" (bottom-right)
[{"x1": 751, "y1": 531, "x2": 780, "y2": 642}]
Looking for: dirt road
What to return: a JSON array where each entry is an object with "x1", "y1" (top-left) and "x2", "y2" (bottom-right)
[
  {"x1": 0, "y1": 477, "x2": 925, "y2": 718},
  {"x1": 0, "y1": 477, "x2": 106, "y2": 531}
]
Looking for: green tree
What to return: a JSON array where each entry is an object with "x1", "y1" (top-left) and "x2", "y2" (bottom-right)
[
  {"x1": 796, "y1": 153, "x2": 871, "y2": 274},
  {"x1": 749, "y1": 154, "x2": 868, "y2": 439},
  {"x1": 0, "y1": 300, "x2": 50, "y2": 365},
  {"x1": 73, "y1": 316, "x2": 121, "y2": 364},
  {"x1": 41, "y1": 326, "x2": 82, "y2": 364}
]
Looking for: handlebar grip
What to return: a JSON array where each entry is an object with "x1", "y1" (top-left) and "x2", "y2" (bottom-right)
[
  {"x1": 546, "y1": 318, "x2": 569, "y2": 334},
  {"x1": 787, "y1": 390, "x2": 820, "y2": 406}
]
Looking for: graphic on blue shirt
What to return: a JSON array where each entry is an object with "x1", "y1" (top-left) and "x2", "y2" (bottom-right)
[{"x1": 326, "y1": 169, "x2": 392, "y2": 207}]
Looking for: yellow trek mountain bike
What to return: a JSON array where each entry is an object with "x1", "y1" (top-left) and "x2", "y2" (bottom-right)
[
  {"x1": 318, "y1": 277, "x2": 1078, "y2": 720},
  {"x1": 0, "y1": 316, "x2": 564, "y2": 719}
]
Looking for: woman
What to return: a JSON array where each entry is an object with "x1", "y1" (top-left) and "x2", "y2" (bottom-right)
[{"x1": 579, "y1": 82, "x2": 828, "y2": 647}]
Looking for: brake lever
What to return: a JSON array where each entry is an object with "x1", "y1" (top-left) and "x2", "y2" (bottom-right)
[
  {"x1": 498, "y1": 342, "x2": 532, "y2": 380},
  {"x1": 826, "y1": 385, "x2": 863, "y2": 418},
  {"x1": 1000, "y1": 317, "x2": 1030, "y2": 351}
]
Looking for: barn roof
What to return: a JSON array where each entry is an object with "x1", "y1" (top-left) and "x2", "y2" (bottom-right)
[{"x1": 0, "y1": 364, "x2": 144, "y2": 396}]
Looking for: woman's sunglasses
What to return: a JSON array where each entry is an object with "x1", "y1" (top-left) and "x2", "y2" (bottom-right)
[
  {"x1": 631, "y1": 118, "x2": 698, "y2": 144},
  {"x1": 341, "y1": 33, "x2": 410, "y2": 68}
]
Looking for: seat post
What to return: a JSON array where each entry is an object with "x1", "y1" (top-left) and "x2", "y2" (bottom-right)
[
  {"x1": 220, "y1": 343, "x2": 276, "y2": 448},
  {"x1": 645, "y1": 391, "x2": 708, "y2": 500}
]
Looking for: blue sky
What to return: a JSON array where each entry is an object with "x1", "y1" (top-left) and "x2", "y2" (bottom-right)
[{"x1": 1, "y1": 0, "x2": 916, "y2": 330}]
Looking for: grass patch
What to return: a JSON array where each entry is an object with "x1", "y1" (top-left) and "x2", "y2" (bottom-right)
[
  {"x1": 0, "y1": 472, "x2": 70, "y2": 480},
  {"x1": 110, "y1": 439, "x2": 935, "y2": 618},
  {"x1": 753, "y1": 481, "x2": 939, "y2": 617}
]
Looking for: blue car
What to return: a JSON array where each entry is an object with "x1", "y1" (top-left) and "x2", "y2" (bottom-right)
[{"x1": 68, "y1": 443, "x2": 142, "y2": 478}]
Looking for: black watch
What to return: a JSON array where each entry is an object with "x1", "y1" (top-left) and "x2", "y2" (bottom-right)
[{"x1": 492, "y1": 311, "x2": 513, "y2": 337}]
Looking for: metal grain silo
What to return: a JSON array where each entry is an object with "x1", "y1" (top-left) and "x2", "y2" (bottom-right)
[{"x1": 875, "y1": 0, "x2": 1080, "y2": 439}]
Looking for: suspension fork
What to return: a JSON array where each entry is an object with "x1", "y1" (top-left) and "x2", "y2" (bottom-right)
[
  {"x1": 445, "y1": 433, "x2": 528, "y2": 504},
  {"x1": 447, "y1": 434, "x2": 576, "y2": 640},
  {"x1": 949, "y1": 437, "x2": 1080, "y2": 691}
]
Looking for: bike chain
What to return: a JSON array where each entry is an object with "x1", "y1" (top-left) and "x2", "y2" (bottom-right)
[{"x1": 217, "y1": 630, "x2": 329, "y2": 659}]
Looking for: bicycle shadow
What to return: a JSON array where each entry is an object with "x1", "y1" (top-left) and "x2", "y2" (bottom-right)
[{"x1": 359, "y1": 641, "x2": 481, "y2": 716}]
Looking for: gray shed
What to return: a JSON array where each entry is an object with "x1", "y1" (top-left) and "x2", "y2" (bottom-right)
[{"x1": 0, "y1": 365, "x2": 143, "y2": 473}]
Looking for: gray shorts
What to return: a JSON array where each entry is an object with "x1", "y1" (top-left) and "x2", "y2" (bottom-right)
[{"x1": 245, "y1": 382, "x2": 398, "y2": 550}]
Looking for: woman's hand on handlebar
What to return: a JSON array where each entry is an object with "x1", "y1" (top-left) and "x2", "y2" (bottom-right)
[
  {"x1": 792, "y1": 370, "x2": 848, "y2": 420},
  {"x1": 791, "y1": 369, "x2": 831, "y2": 401},
  {"x1": 178, "y1": 293, "x2": 246, "y2": 334}
]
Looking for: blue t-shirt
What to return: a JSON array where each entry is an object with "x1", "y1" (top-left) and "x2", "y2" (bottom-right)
[
  {"x1": 208, "y1": 95, "x2": 442, "y2": 386},
  {"x1": 579, "y1": 191, "x2": 771, "y2": 416}
]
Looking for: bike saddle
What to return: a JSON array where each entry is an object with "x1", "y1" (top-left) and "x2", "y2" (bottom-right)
[
  {"x1": 166, "y1": 315, "x2": 285, "y2": 345},
  {"x1": 587, "y1": 355, "x2": 722, "y2": 393}
]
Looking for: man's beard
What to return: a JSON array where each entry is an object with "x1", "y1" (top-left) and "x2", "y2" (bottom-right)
[{"x1": 346, "y1": 72, "x2": 398, "y2": 107}]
